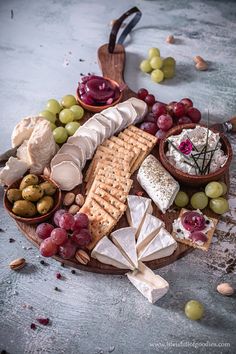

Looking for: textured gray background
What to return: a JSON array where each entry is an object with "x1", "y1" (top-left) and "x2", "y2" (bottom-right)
[{"x1": 0, "y1": 0, "x2": 236, "y2": 353}]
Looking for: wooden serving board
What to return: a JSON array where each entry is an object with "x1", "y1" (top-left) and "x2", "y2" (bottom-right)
[{"x1": 16, "y1": 44, "x2": 229, "y2": 274}]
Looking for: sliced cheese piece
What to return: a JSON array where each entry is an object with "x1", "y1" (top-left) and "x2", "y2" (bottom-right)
[
  {"x1": 139, "y1": 227, "x2": 177, "y2": 262},
  {"x1": 126, "y1": 261, "x2": 169, "y2": 303},
  {"x1": 136, "y1": 214, "x2": 164, "y2": 255},
  {"x1": 0, "y1": 157, "x2": 29, "y2": 186},
  {"x1": 11, "y1": 116, "x2": 44, "y2": 148},
  {"x1": 50, "y1": 153, "x2": 81, "y2": 169},
  {"x1": 102, "y1": 107, "x2": 124, "y2": 133},
  {"x1": 83, "y1": 118, "x2": 107, "y2": 144},
  {"x1": 92, "y1": 113, "x2": 113, "y2": 138},
  {"x1": 58, "y1": 143, "x2": 85, "y2": 168},
  {"x1": 127, "y1": 97, "x2": 148, "y2": 123},
  {"x1": 126, "y1": 195, "x2": 153, "y2": 236},
  {"x1": 91, "y1": 236, "x2": 133, "y2": 269},
  {"x1": 116, "y1": 101, "x2": 138, "y2": 128},
  {"x1": 51, "y1": 161, "x2": 82, "y2": 191},
  {"x1": 110, "y1": 227, "x2": 138, "y2": 269},
  {"x1": 74, "y1": 126, "x2": 99, "y2": 149},
  {"x1": 97, "y1": 115, "x2": 116, "y2": 136},
  {"x1": 67, "y1": 135, "x2": 94, "y2": 160}
]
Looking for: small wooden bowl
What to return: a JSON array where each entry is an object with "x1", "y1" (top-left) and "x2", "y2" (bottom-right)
[
  {"x1": 159, "y1": 123, "x2": 233, "y2": 186},
  {"x1": 76, "y1": 77, "x2": 122, "y2": 113},
  {"x1": 4, "y1": 175, "x2": 62, "y2": 224}
]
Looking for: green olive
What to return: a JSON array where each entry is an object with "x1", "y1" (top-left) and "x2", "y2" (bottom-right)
[
  {"x1": 6, "y1": 189, "x2": 22, "y2": 204},
  {"x1": 22, "y1": 185, "x2": 44, "y2": 202},
  {"x1": 37, "y1": 196, "x2": 54, "y2": 215},
  {"x1": 12, "y1": 200, "x2": 37, "y2": 217},
  {"x1": 40, "y1": 181, "x2": 57, "y2": 196},
  {"x1": 19, "y1": 174, "x2": 39, "y2": 190}
]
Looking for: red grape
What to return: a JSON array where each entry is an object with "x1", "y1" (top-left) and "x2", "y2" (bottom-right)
[
  {"x1": 155, "y1": 129, "x2": 166, "y2": 141},
  {"x1": 152, "y1": 102, "x2": 167, "y2": 118},
  {"x1": 144, "y1": 94, "x2": 155, "y2": 106},
  {"x1": 53, "y1": 209, "x2": 66, "y2": 227},
  {"x1": 178, "y1": 116, "x2": 192, "y2": 124},
  {"x1": 173, "y1": 102, "x2": 186, "y2": 118},
  {"x1": 73, "y1": 213, "x2": 89, "y2": 231},
  {"x1": 139, "y1": 122, "x2": 158, "y2": 135},
  {"x1": 40, "y1": 237, "x2": 58, "y2": 257},
  {"x1": 138, "y1": 88, "x2": 148, "y2": 100},
  {"x1": 36, "y1": 223, "x2": 54, "y2": 240},
  {"x1": 59, "y1": 212, "x2": 75, "y2": 230},
  {"x1": 157, "y1": 114, "x2": 173, "y2": 131},
  {"x1": 71, "y1": 229, "x2": 92, "y2": 247},
  {"x1": 51, "y1": 228, "x2": 68, "y2": 246},
  {"x1": 166, "y1": 101, "x2": 177, "y2": 116},
  {"x1": 58, "y1": 240, "x2": 77, "y2": 259},
  {"x1": 180, "y1": 98, "x2": 193, "y2": 109},
  {"x1": 144, "y1": 113, "x2": 156, "y2": 123},
  {"x1": 187, "y1": 107, "x2": 201, "y2": 123}
]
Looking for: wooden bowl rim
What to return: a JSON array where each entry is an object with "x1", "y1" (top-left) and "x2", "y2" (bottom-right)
[
  {"x1": 76, "y1": 77, "x2": 122, "y2": 113},
  {"x1": 159, "y1": 123, "x2": 233, "y2": 181},
  {"x1": 4, "y1": 175, "x2": 62, "y2": 224}
]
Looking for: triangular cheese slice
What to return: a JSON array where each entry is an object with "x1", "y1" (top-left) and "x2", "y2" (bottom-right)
[
  {"x1": 136, "y1": 214, "x2": 164, "y2": 256},
  {"x1": 91, "y1": 236, "x2": 133, "y2": 270},
  {"x1": 110, "y1": 227, "x2": 138, "y2": 269},
  {"x1": 126, "y1": 261, "x2": 169, "y2": 303},
  {"x1": 139, "y1": 227, "x2": 177, "y2": 262},
  {"x1": 126, "y1": 195, "x2": 153, "y2": 237}
]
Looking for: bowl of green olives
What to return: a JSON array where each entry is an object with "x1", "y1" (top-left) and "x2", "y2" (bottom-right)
[{"x1": 4, "y1": 174, "x2": 62, "y2": 224}]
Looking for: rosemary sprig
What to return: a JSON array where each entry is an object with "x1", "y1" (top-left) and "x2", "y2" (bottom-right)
[
  {"x1": 190, "y1": 152, "x2": 202, "y2": 173},
  {"x1": 202, "y1": 140, "x2": 219, "y2": 175}
]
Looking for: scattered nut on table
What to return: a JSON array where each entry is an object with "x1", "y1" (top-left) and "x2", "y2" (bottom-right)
[
  {"x1": 193, "y1": 55, "x2": 205, "y2": 63},
  {"x1": 75, "y1": 250, "x2": 90, "y2": 265},
  {"x1": 9, "y1": 258, "x2": 26, "y2": 270},
  {"x1": 166, "y1": 35, "x2": 175, "y2": 44},
  {"x1": 75, "y1": 194, "x2": 85, "y2": 207},
  {"x1": 63, "y1": 192, "x2": 75, "y2": 206},
  {"x1": 217, "y1": 283, "x2": 234, "y2": 296},
  {"x1": 68, "y1": 204, "x2": 80, "y2": 215},
  {"x1": 195, "y1": 61, "x2": 208, "y2": 71}
]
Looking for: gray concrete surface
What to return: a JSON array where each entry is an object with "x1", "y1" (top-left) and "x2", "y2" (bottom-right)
[{"x1": 0, "y1": 0, "x2": 236, "y2": 353}]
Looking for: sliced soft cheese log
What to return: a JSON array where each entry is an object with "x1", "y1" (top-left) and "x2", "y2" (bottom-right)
[
  {"x1": 126, "y1": 261, "x2": 169, "y2": 303},
  {"x1": 110, "y1": 227, "x2": 138, "y2": 269},
  {"x1": 116, "y1": 101, "x2": 136, "y2": 129},
  {"x1": 58, "y1": 143, "x2": 86, "y2": 168},
  {"x1": 67, "y1": 136, "x2": 94, "y2": 160},
  {"x1": 101, "y1": 107, "x2": 124, "y2": 133},
  {"x1": 127, "y1": 98, "x2": 148, "y2": 123},
  {"x1": 91, "y1": 236, "x2": 133, "y2": 269},
  {"x1": 74, "y1": 126, "x2": 99, "y2": 149},
  {"x1": 11, "y1": 116, "x2": 45, "y2": 148},
  {"x1": 136, "y1": 214, "x2": 164, "y2": 255},
  {"x1": 83, "y1": 118, "x2": 107, "y2": 144},
  {"x1": 126, "y1": 195, "x2": 153, "y2": 236},
  {"x1": 0, "y1": 157, "x2": 29, "y2": 186},
  {"x1": 51, "y1": 153, "x2": 81, "y2": 169},
  {"x1": 92, "y1": 113, "x2": 114, "y2": 138},
  {"x1": 51, "y1": 161, "x2": 82, "y2": 190},
  {"x1": 139, "y1": 227, "x2": 177, "y2": 262}
]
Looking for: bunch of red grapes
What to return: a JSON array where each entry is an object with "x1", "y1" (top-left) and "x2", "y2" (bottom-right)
[
  {"x1": 137, "y1": 88, "x2": 201, "y2": 139},
  {"x1": 36, "y1": 210, "x2": 91, "y2": 259}
]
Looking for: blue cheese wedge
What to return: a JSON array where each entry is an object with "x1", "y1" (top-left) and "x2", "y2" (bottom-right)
[
  {"x1": 126, "y1": 261, "x2": 169, "y2": 303},
  {"x1": 126, "y1": 195, "x2": 153, "y2": 236},
  {"x1": 137, "y1": 154, "x2": 180, "y2": 213}
]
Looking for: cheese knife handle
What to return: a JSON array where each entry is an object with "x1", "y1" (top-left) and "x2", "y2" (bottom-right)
[
  {"x1": 223, "y1": 116, "x2": 236, "y2": 132},
  {"x1": 0, "y1": 146, "x2": 17, "y2": 166}
]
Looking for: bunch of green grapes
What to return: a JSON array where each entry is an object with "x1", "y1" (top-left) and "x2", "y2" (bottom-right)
[
  {"x1": 39, "y1": 95, "x2": 85, "y2": 144},
  {"x1": 139, "y1": 47, "x2": 176, "y2": 84}
]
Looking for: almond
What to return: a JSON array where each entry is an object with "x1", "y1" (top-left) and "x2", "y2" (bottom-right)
[
  {"x1": 75, "y1": 250, "x2": 90, "y2": 265},
  {"x1": 75, "y1": 194, "x2": 85, "y2": 207},
  {"x1": 9, "y1": 258, "x2": 26, "y2": 270},
  {"x1": 195, "y1": 61, "x2": 208, "y2": 71},
  {"x1": 193, "y1": 55, "x2": 205, "y2": 63},
  {"x1": 217, "y1": 283, "x2": 234, "y2": 296},
  {"x1": 63, "y1": 192, "x2": 75, "y2": 206},
  {"x1": 68, "y1": 204, "x2": 80, "y2": 215},
  {"x1": 166, "y1": 35, "x2": 175, "y2": 44}
]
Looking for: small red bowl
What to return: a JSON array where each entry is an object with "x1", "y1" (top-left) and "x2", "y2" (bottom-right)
[
  {"x1": 76, "y1": 77, "x2": 122, "y2": 113},
  {"x1": 159, "y1": 123, "x2": 233, "y2": 186}
]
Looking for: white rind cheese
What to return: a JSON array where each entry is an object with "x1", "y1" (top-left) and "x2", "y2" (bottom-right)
[
  {"x1": 127, "y1": 97, "x2": 148, "y2": 123},
  {"x1": 51, "y1": 161, "x2": 82, "y2": 191},
  {"x1": 0, "y1": 157, "x2": 29, "y2": 186},
  {"x1": 11, "y1": 116, "x2": 44, "y2": 148},
  {"x1": 126, "y1": 195, "x2": 153, "y2": 236}
]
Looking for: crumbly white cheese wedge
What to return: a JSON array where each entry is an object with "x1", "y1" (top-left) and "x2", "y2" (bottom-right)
[
  {"x1": 101, "y1": 107, "x2": 125, "y2": 133},
  {"x1": 58, "y1": 143, "x2": 86, "y2": 168},
  {"x1": 92, "y1": 113, "x2": 114, "y2": 138},
  {"x1": 126, "y1": 261, "x2": 169, "y2": 303},
  {"x1": 51, "y1": 161, "x2": 82, "y2": 190},
  {"x1": 16, "y1": 140, "x2": 31, "y2": 165},
  {"x1": 67, "y1": 136, "x2": 94, "y2": 160},
  {"x1": 136, "y1": 213, "x2": 164, "y2": 255},
  {"x1": 116, "y1": 101, "x2": 136, "y2": 129},
  {"x1": 83, "y1": 118, "x2": 107, "y2": 144},
  {"x1": 0, "y1": 157, "x2": 29, "y2": 186},
  {"x1": 110, "y1": 227, "x2": 138, "y2": 269},
  {"x1": 74, "y1": 126, "x2": 99, "y2": 149},
  {"x1": 137, "y1": 154, "x2": 180, "y2": 213},
  {"x1": 91, "y1": 236, "x2": 133, "y2": 269},
  {"x1": 126, "y1": 195, "x2": 153, "y2": 236},
  {"x1": 127, "y1": 97, "x2": 148, "y2": 123},
  {"x1": 11, "y1": 116, "x2": 44, "y2": 148},
  {"x1": 139, "y1": 227, "x2": 177, "y2": 262}
]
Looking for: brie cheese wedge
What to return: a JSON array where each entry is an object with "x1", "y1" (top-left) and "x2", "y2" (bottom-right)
[
  {"x1": 58, "y1": 143, "x2": 86, "y2": 168},
  {"x1": 110, "y1": 227, "x2": 138, "y2": 269},
  {"x1": 67, "y1": 136, "x2": 94, "y2": 160},
  {"x1": 126, "y1": 261, "x2": 169, "y2": 303},
  {"x1": 136, "y1": 214, "x2": 164, "y2": 255},
  {"x1": 91, "y1": 236, "x2": 133, "y2": 269},
  {"x1": 102, "y1": 107, "x2": 124, "y2": 133},
  {"x1": 83, "y1": 118, "x2": 107, "y2": 144},
  {"x1": 138, "y1": 227, "x2": 177, "y2": 262},
  {"x1": 74, "y1": 126, "x2": 99, "y2": 149},
  {"x1": 126, "y1": 195, "x2": 153, "y2": 236},
  {"x1": 127, "y1": 98, "x2": 148, "y2": 123}
]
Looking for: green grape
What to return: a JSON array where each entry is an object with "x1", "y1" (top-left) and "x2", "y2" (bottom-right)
[
  {"x1": 209, "y1": 197, "x2": 229, "y2": 214},
  {"x1": 151, "y1": 69, "x2": 164, "y2": 83},
  {"x1": 70, "y1": 105, "x2": 84, "y2": 120},
  {"x1": 185, "y1": 300, "x2": 204, "y2": 320},
  {"x1": 65, "y1": 121, "x2": 80, "y2": 136},
  {"x1": 148, "y1": 47, "x2": 160, "y2": 59},
  {"x1": 205, "y1": 182, "x2": 223, "y2": 198},
  {"x1": 61, "y1": 95, "x2": 77, "y2": 108},
  {"x1": 59, "y1": 109, "x2": 74, "y2": 124},
  {"x1": 49, "y1": 122, "x2": 57, "y2": 131},
  {"x1": 150, "y1": 56, "x2": 163, "y2": 70},
  {"x1": 219, "y1": 182, "x2": 227, "y2": 195},
  {"x1": 53, "y1": 127, "x2": 68, "y2": 144},
  {"x1": 39, "y1": 110, "x2": 56, "y2": 124},
  {"x1": 190, "y1": 192, "x2": 208, "y2": 210},
  {"x1": 140, "y1": 59, "x2": 152, "y2": 73},
  {"x1": 163, "y1": 57, "x2": 176, "y2": 67},
  {"x1": 162, "y1": 66, "x2": 175, "y2": 79},
  {"x1": 175, "y1": 191, "x2": 189, "y2": 207},
  {"x1": 46, "y1": 99, "x2": 61, "y2": 115}
]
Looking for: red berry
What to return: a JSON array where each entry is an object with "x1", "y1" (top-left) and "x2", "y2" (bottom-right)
[
  {"x1": 30, "y1": 323, "x2": 36, "y2": 330},
  {"x1": 173, "y1": 102, "x2": 186, "y2": 118},
  {"x1": 180, "y1": 98, "x2": 193, "y2": 109},
  {"x1": 144, "y1": 94, "x2": 155, "y2": 106},
  {"x1": 152, "y1": 102, "x2": 167, "y2": 118},
  {"x1": 137, "y1": 88, "x2": 148, "y2": 100},
  {"x1": 36, "y1": 223, "x2": 54, "y2": 240},
  {"x1": 36, "y1": 318, "x2": 50, "y2": 326},
  {"x1": 139, "y1": 122, "x2": 158, "y2": 135},
  {"x1": 40, "y1": 238, "x2": 58, "y2": 257},
  {"x1": 178, "y1": 116, "x2": 192, "y2": 124},
  {"x1": 187, "y1": 107, "x2": 201, "y2": 123},
  {"x1": 157, "y1": 114, "x2": 173, "y2": 131},
  {"x1": 56, "y1": 272, "x2": 62, "y2": 279}
]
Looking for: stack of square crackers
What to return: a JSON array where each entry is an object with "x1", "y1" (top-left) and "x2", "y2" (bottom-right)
[{"x1": 80, "y1": 125, "x2": 157, "y2": 250}]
